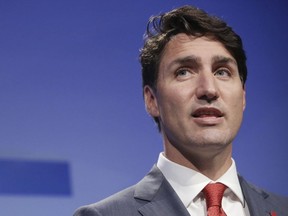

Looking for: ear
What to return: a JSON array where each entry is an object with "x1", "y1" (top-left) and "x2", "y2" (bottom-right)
[
  {"x1": 144, "y1": 85, "x2": 160, "y2": 117},
  {"x1": 242, "y1": 87, "x2": 246, "y2": 111}
]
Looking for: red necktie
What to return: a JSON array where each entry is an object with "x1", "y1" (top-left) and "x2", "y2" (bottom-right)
[{"x1": 202, "y1": 183, "x2": 227, "y2": 216}]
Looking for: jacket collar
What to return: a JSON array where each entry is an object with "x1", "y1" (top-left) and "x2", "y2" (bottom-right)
[
  {"x1": 239, "y1": 175, "x2": 272, "y2": 216},
  {"x1": 134, "y1": 165, "x2": 190, "y2": 216}
]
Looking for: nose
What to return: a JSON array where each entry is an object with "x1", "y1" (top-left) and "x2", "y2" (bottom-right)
[{"x1": 195, "y1": 72, "x2": 219, "y2": 103}]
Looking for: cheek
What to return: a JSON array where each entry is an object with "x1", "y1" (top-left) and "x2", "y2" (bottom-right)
[
  {"x1": 229, "y1": 93, "x2": 245, "y2": 120},
  {"x1": 157, "y1": 87, "x2": 190, "y2": 114},
  {"x1": 222, "y1": 84, "x2": 245, "y2": 108}
]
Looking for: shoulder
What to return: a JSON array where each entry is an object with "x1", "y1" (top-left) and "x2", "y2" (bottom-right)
[
  {"x1": 74, "y1": 185, "x2": 139, "y2": 216},
  {"x1": 247, "y1": 180, "x2": 288, "y2": 202},
  {"x1": 252, "y1": 184, "x2": 288, "y2": 209},
  {"x1": 239, "y1": 175, "x2": 288, "y2": 213},
  {"x1": 73, "y1": 165, "x2": 164, "y2": 216}
]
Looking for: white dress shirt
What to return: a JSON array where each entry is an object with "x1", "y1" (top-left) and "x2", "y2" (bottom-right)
[{"x1": 157, "y1": 153, "x2": 250, "y2": 216}]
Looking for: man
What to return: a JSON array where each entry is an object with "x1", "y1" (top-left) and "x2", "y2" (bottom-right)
[{"x1": 74, "y1": 5, "x2": 288, "y2": 216}]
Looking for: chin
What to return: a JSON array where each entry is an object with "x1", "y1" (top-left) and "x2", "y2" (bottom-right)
[{"x1": 188, "y1": 132, "x2": 234, "y2": 148}]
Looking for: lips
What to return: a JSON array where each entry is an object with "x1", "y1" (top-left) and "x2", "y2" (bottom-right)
[{"x1": 192, "y1": 107, "x2": 223, "y2": 118}]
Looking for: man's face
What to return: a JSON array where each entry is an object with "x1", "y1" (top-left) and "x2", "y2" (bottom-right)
[{"x1": 144, "y1": 34, "x2": 246, "y2": 159}]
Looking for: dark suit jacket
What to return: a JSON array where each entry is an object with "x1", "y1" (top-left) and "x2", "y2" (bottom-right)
[{"x1": 74, "y1": 165, "x2": 288, "y2": 216}]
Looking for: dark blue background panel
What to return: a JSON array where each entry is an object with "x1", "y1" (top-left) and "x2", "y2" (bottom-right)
[{"x1": 0, "y1": 159, "x2": 71, "y2": 196}]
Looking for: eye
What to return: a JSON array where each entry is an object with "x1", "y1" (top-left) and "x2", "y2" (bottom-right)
[
  {"x1": 175, "y1": 68, "x2": 191, "y2": 78},
  {"x1": 214, "y1": 68, "x2": 231, "y2": 78}
]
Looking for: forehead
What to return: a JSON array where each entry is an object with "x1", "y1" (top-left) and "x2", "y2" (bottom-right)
[{"x1": 160, "y1": 33, "x2": 235, "y2": 66}]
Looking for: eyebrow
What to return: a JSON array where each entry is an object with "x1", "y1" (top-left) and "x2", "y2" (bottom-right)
[
  {"x1": 167, "y1": 55, "x2": 201, "y2": 69},
  {"x1": 212, "y1": 55, "x2": 237, "y2": 66}
]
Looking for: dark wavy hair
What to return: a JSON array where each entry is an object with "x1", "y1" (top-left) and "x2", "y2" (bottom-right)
[{"x1": 140, "y1": 5, "x2": 247, "y2": 129}]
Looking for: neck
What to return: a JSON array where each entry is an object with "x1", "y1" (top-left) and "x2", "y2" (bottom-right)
[{"x1": 164, "y1": 142, "x2": 232, "y2": 180}]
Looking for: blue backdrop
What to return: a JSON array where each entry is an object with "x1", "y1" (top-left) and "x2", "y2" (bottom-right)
[{"x1": 0, "y1": 0, "x2": 287, "y2": 215}]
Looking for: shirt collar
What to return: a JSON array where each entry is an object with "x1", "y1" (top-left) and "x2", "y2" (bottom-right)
[
  {"x1": 156, "y1": 152, "x2": 245, "y2": 207},
  {"x1": 217, "y1": 160, "x2": 245, "y2": 207}
]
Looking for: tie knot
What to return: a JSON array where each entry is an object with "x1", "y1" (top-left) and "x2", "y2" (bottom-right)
[{"x1": 202, "y1": 183, "x2": 227, "y2": 208}]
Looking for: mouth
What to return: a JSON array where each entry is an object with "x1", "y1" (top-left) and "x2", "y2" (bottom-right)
[{"x1": 192, "y1": 107, "x2": 224, "y2": 118}]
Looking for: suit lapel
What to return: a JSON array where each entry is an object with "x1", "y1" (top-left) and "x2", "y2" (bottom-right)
[
  {"x1": 134, "y1": 165, "x2": 190, "y2": 216},
  {"x1": 239, "y1": 175, "x2": 271, "y2": 216}
]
